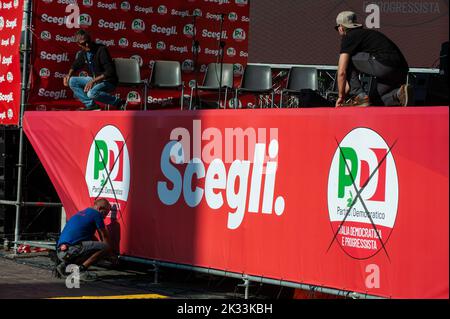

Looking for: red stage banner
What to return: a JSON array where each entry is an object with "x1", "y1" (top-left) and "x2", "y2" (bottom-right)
[
  {"x1": 0, "y1": 0, "x2": 23, "y2": 126},
  {"x1": 28, "y1": 0, "x2": 249, "y2": 110},
  {"x1": 23, "y1": 107, "x2": 449, "y2": 299}
]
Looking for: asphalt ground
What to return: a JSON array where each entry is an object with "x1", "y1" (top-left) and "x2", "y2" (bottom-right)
[{"x1": 0, "y1": 249, "x2": 294, "y2": 300}]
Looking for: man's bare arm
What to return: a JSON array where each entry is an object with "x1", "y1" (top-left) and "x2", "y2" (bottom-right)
[{"x1": 336, "y1": 53, "x2": 350, "y2": 107}]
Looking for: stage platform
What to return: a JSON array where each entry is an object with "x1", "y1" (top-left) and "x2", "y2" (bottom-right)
[{"x1": 17, "y1": 107, "x2": 450, "y2": 299}]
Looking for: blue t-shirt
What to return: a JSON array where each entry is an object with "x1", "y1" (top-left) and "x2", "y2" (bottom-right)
[{"x1": 57, "y1": 208, "x2": 105, "y2": 246}]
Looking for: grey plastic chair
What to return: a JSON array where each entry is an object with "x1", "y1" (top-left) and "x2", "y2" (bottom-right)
[
  {"x1": 149, "y1": 60, "x2": 184, "y2": 110},
  {"x1": 280, "y1": 67, "x2": 318, "y2": 108},
  {"x1": 235, "y1": 65, "x2": 274, "y2": 108},
  {"x1": 189, "y1": 63, "x2": 234, "y2": 110},
  {"x1": 114, "y1": 58, "x2": 148, "y2": 110}
]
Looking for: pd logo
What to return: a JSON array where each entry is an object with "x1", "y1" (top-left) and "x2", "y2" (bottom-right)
[
  {"x1": 39, "y1": 68, "x2": 51, "y2": 79},
  {"x1": 158, "y1": 5, "x2": 167, "y2": 15},
  {"x1": 126, "y1": 91, "x2": 141, "y2": 105},
  {"x1": 156, "y1": 41, "x2": 166, "y2": 51},
  {"x1": 235, "y1": 0, "x2": 248, "y2": 6},
  {"x1": 227, "y1": 47, "x2": 236, "y2": 57},
  {"x1": 327, "y1": 128, "x2": 398, "y2": 259},
  {"x1": 233, "y1": 63, "x2": 244, "y2": 76},
  {"x1": 228, "y1": 12, "x2": 238, "y2": 22},
  {"x1": 41, "y1": 31, "x2": 51, "y2": 41},
  {"x1": 132, "y1": 19, "x2": 145, "y2": 33},
  {"x1": 233, "y1": 28, "x2": 246, "y2": 42},
  {"x1": 79, "y1": 14, "x2": 92, "y2": 28},
  {"x1": 85, "y1": 126, "x2": 130, "y2": 208},
  {"x1": 119, "y1": 38, "x2": 129, "y2": 48},
  {"x1": 193, "y1": 9, "x2": 203, "y2": 17},
  {"x1": 120, "y1": 1, "x2": 130, "y2": 11},
  {"x1": 182, "y1": 60, "x2": 194, "y2": 73},
  {"x1": 183, "y1": 24, "x2": 195, "y2": 38},
  {"x1": 82, "y1": 0, "x2": 93, "y2": 7}
]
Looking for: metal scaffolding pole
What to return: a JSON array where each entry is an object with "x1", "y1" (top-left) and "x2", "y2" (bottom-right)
[
  {"x1": 14, "y1": 0, "x2": 33, "y2": 252},
  {"x1": 119, "y1": 255, "x2": 385, "y2": 299},
  {"x1": 0, "y1": 200, "x2": 63, "y2": 208}
]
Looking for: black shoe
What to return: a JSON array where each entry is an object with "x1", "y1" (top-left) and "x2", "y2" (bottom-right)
[
  {"x1": 78, "y1": 105, "x2": 101, "y2": 111},
  {"x1": 55, "y1": 262, "x2": 68, "y2": 278},
  {"x1": 117, "y1": 99, "x2": 128, "y2": 111},
  {"x1": 79, "y1": 270, "x2": 98, "y2": 282}
]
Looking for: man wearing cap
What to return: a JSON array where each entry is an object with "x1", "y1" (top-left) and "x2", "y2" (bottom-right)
[
  {"x1": 63, "y1": 30, "x2": 127, "y2": 111},
  {"x1": 334, "y1": 11, "x2": 412, "y2": 107}
]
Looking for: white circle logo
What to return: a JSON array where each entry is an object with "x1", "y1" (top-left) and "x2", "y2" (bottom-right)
[
  {"x1": 126, "y1": 91, "x2": 141, "y2": 105},
  {"x1": 82, "y1": 0, "x2": 93, "y2": 7},
  {"x1": 158, "y1": 5, "x2": 167, "y2": 14},
  {"x1": 40, "y1": 68, "x2": 51, "y2": 78},
  {"x1": 156, "y1": 41, "x2": 166, "y2": 51},
  {"x1": 40, "y1": 31, "x2": 51, "y2": 41},
  {"x1": 327, "y1": 128, "x2": 398, "y2": 259},
  {"x1": 86, "y1": 126, "x2": 131, "y2": 216},
  {"x1": 233, "y1": 63, "x2": 244, "y2": 76},
  {"x1": 119, "y1": 38, "x2": 129, "y2": 48},
  {"x1": 78, "y1": 14, "x2": 92, "y2": 28},
  {"x1": 233, "y1": 28, "x2": 246, "y2": 41},
  {"x1": 183, "y1": 24, "x2": 195, "y2": 38},
  {"x1": 132, "y1": 19, "x2": 145, "y2": 33},
  {"x1": 228, "y1": 12, "x2": 238, "y2": 22},
  {"x1": 182, "y1": 59, "x2": 194, "y2": 73},
  {"x1": 120, "y1": 1, "x2": 130, "y2": 11},
  {"x1": 227, "y1": 47, "x2": 236, "y2": 57}
]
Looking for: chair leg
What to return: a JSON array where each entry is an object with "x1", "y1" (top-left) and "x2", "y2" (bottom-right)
[
  {"x1": 223, "y1": 88, "x2": 228, "y2": 109},
  {"x1": 271, "y1": 92, "x2": 275, "y2": 108},
  {"x1": 280, "y1": 91, "x2": 283, "y2": 108},
  {"x1": 180, "y1": 86, "x2": 184, "y2": 110},
  {"x1": 235, "y1": 89, "x2": 239, "y2": 109},
  {"x1": 144, "y1": 84, "x2": 148, "y2": 111},
  {"x1": 189, "y1": 87, "x2": 194, "y2": 110}
]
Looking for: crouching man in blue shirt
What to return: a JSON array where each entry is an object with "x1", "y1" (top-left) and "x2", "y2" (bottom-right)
[{"x1": 55, "y1": 198, "x2": 114, "y2": 281}]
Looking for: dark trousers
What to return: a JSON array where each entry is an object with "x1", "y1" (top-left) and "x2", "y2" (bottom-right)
[
  {"x1": 348, "y1": 52, "x2": 408, "y2": 106},
  {"x1": 57, "y1": 241, "x2": 108, "y2": 265}
]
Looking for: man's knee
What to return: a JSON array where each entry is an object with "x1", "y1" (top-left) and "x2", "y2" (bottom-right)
[
  {"x1": 86, "y1": 89, "x2": 99, "y2": 100},
  {"x1": 68, "y1": 77, "x2": 81, "y2": 89}
]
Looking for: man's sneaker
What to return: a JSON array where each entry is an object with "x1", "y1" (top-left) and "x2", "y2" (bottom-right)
[
  {"x1": 55, "y1": 262, "x2": 68, "y2": 278},
  {"x1": 78, "y1": 105, "x2": 101, "y2": 111},
  {"x1": 343, "y1": 95, "x2": 371, "y2": 107},
  {"x1": 397, "y1": 84, "x2": 413, "y2": 106},
  {"x1": 79, "y1": 270, "x2": 98, "y2": 282}
]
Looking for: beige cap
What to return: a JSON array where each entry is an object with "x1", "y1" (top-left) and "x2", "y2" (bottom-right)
[{"x1": 335, "y1": 11, "x2": 363, "y2": 29}]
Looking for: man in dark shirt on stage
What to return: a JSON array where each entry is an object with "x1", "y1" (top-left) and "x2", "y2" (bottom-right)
[
  {"x1": 334, "y1": 11, "x2": 412, "y2": 107},
  {"x1": 63, "y1": 30, "x2": 126, "y2": 110},
  {"x1": 55, "y1": 198, "x2": 113, "y2": 280}
]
